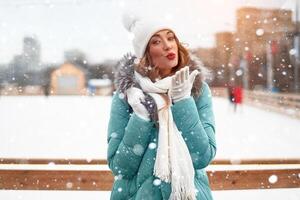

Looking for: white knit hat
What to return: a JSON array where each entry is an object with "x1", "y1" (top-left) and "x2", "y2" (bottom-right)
[{"x1": 122, "y1": 13, "x2": 179, "y2": 59}]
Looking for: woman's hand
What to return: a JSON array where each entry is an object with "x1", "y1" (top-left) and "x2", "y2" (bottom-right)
[
  {"x1": 126, "y1": 87, "x2": 150, "y2": 121},
  {"x1": 170, "y1": 66, "x2": 199, "y2": 103}
]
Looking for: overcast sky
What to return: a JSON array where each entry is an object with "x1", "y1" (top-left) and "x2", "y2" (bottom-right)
[{"x1": 0, "y1": 0, "x2": 298, "y2": 65}]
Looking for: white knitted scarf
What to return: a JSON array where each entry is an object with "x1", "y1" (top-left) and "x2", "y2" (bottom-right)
[{"x1": 134, "y1": 71, "x2": 196, "y2": 200}]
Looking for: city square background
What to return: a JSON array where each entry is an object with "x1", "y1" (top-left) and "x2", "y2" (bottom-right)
[{"x1": 0, "y1": 0, "x2": 300, "y2": 199}]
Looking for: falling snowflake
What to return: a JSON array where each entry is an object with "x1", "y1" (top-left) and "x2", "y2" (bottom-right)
[
  {"x1": 114, "y1": 174, "x2": 123, "y2": 181},
  {"x1": 236, "y1": 69, "x2": 243, "y2": 76},
  {"x1": 118, "y1": 93, "x2": 125, "y2": 99},
  {"x1": 153, "y1": 179, "x2": 162, "y2": 186},
  {"x1": 111, "y1": 132, "x2": 118, "y2": 138},
  {"x1": 48, "y1": 162, "x2": 55, "y2": 166},
  {"x1": 133, "y1": 144, "x2": 144, "y2": 156},
  {"x1": 66, "y1": 182, "x2": 73, "y2": 189},
  {"x1": 256, "y1": 28, "x2": 264, "y2": 36},
  {"x1": 148, "y1": 142, "x2": 157, "y2": 149},
  {"x1": 268, "y1": 175, "x2": 278, "y2": 184},
  {"x1": 289, "y1": 49, "x2": 296, "y2": 55}
]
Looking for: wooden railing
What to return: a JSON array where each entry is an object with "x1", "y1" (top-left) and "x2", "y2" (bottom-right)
[
  {"x1": 244, "y1": 90, "x2": 300, "y2": 119},
  {"x1": 211, "y1": 87, "x2": 300, "y2": 119},
  {"x1": 0, "y1": 158, "x2": 299, "y2": 191}
]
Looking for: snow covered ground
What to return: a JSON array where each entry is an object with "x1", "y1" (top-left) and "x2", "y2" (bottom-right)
[
  {"x1": 1, "y1": 95, "x2": 300, "y2": 199},
  {"x1": 1, "y1": 95, "x2": 299, "y2": 159}
]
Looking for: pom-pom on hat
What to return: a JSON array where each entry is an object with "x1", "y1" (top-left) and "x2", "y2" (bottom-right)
[{"x1": 122, "y1": 13, "x2": 179, "y2": 59}]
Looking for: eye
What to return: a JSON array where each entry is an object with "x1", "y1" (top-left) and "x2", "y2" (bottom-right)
[
  {"x1": 168, "y1": 36, "x2": 175, "y2": 41},
  {"x1": 152, "y1": 40, "x2": 161, "y2": 45}
]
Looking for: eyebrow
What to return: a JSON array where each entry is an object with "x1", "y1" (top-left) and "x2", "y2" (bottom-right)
[{"x1": 151, "y1": 31, "x2": 174, "y2": 38}]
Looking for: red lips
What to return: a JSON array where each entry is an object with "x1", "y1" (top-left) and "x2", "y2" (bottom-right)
[{"x1": 166, "y1": 53, "x2": 176, "y2": 60}]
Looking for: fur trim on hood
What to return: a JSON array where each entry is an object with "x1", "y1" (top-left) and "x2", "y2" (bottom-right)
[{"x1": 114, "y1": 53, "x2": 210, "y2": 122}]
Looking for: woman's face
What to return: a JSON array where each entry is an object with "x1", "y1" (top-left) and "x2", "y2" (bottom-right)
[{"x1": 148, "y1": 29, "x2": 178, "y2": 77}]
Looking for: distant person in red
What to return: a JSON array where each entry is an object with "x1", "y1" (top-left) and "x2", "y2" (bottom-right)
[
  {"x1": 232, "y1": 86, "x2": 243, "y2": 112},
  {"x1": 227, "y1": 85, "x2": 234, "y2": 104}
]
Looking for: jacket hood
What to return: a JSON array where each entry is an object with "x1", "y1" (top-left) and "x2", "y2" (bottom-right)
[
  {"x1": 113, "y1": 52, "x2": 211, "y2": 122},
  {"x1": 114, "y1": 52, "x2": 210, "y2": 96}
]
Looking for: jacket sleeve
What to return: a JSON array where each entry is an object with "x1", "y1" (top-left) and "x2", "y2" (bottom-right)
[
  {"x1": 107, "y1": 92, "x2": 155, "y2": 179},
  {"x1": 171, "y1": 82, "x2": 216, "y2": 169}
]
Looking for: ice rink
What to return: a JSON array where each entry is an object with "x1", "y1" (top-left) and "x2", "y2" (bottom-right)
[{"x1": 1, "y1": 95, "x2": 300, "y2": 199}]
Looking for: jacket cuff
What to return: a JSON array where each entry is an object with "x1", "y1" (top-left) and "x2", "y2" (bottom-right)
[{"x1": 123, "y1": 113, "x2": 154, "y2": 147}]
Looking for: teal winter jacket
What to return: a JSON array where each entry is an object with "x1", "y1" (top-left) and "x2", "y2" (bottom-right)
[{"x1": 107, "y1": 78, "x2": 216, "y2": 200}]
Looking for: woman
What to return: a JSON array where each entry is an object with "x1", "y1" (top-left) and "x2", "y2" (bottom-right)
[{"x1": 107, "y1": 14, "x2": 216, "y2": 200}]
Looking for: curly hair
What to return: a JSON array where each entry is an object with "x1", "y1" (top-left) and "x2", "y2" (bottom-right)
[{"x1": 134, "y1": 29, "x2": 190, "y2": 82}]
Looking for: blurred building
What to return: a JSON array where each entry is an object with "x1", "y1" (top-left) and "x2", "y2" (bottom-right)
[
  {"x1": 196, "y1": 7, "x2": 298, "y2": 92},
  {"x1": 23, "y1": 35, "x2": 41, "y2": 71},
  {"x1": 233, "y1": 7, "x2": 295, "y2": 91},
  {"x1": 215, "y1": 32, "x2": 234, "y2": 87},
  {"x1": 8, "y1": 55, "x2": 27, "y2": 79},
  {"x1": 195, "y1": 32, "x2": 234, "y2": 87},
  {"x1": 64, "y1": 49, "x2": 88, "y2": 68},
  {"x1": 235, "y1": 7, "x2": 294, "y2": 55},
  {"x1": 50, "y1": 63, "x2": 86, "y2": 95},
  {"x1": 5, "y1": 35, "x2": 42, "y2": 86}
]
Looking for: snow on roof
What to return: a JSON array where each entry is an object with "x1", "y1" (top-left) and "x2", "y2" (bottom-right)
[{"x1": 88, "y1": 79, "x2": 112, "y2": 87}]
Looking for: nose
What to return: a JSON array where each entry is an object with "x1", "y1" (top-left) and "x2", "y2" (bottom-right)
[{"x1": 162, "y1": 40, "x2": 172, "y2": 51}]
